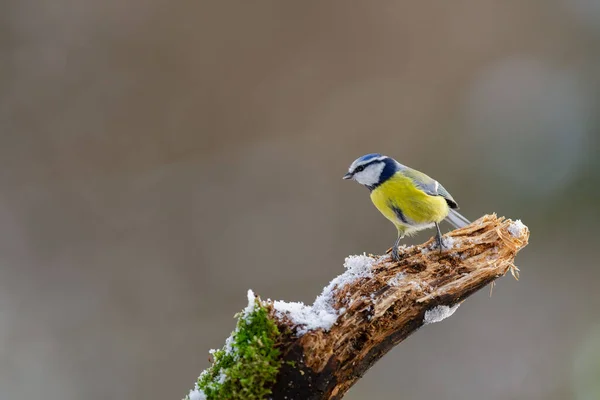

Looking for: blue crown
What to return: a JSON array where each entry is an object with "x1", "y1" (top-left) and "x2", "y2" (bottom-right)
[{"x1": 356, "y1": 153, "x2": 383, "y2": 163}]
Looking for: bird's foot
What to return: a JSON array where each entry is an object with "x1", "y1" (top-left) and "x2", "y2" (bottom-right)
[
  {"x1": 391, "y1": 247, "x2": 401, "y2": 262},
  {"x1": 434, "y1": 222, "x2": 445, "y2": 254},
  {"x1": 435, "y1": 235, "x2": 444, "y2": 254},
  {"x1": 434, "y1": 236, "x2": 457, "y2": 255}
]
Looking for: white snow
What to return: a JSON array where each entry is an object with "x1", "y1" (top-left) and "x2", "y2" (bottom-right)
[
  {"x1": 442, "y1": 236, "x2": 457, "y2": 249},
  {"x1": 271, "y1": 300, "x2": 338, "y2": 335},
  {"x1": 242, "y1": 289, "x2": 257, "y2": 321},
  {"x1": 388, "y1": 273, "x2": 405, "y2": 286},
  {"x1": 508, "y1": 219, "x2": 526, "y2": 238},
  {"x1": 272, "y1": 254, "x2": 375, "y2": 335},
  {"x1": 423, "y1": 304, "x2": 460, "y2": 324},
  {"x1": 224, "y1": 334, "x2": 234, "y2": 355},
  {"x1": 188, "y1": 388, "x2": 207, "y2": 400}
]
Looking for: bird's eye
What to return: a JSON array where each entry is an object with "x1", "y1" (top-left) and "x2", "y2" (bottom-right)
[{"x1": 355, "y1": 166, "x2": 365, "y2": 172}]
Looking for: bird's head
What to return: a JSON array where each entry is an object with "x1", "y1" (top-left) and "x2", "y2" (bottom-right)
[{"x1": 343, "y1": 153, "x2": 399, "y2": 190}]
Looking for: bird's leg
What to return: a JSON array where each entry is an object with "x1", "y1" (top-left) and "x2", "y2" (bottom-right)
[
  {"x1": 435, "y1": 222, "x2": 444, "y2": 254},
  {"x1": 391, "y1": 235, "x2": 403, "y2": 262}
]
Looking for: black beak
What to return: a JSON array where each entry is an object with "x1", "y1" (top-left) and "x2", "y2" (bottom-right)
[{"x1": 342, "y1": 172, "x2": 353, "y2": 180}]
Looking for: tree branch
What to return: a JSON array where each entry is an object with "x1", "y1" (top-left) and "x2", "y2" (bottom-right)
[
  {"x1": 268, "y1": 214, "x2": 529, "y2": 399},
  {"x1": 184, "y1": 214, "x2": 529, "y2": 400}
]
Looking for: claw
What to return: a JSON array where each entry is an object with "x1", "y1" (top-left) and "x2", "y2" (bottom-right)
[
  {"x1": 435, "y1": 222, "x2": 444, "y2": 254},
  {"x1": 391, "y1": 236, "x2": 402, "y2": 262},
  {"x1": 391, "y1": 248, "x2": 400, "y2": 262}
]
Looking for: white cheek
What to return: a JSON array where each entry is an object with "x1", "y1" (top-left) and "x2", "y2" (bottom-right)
[{"x1": 354, "y1": 163, "x2": 385, "y2": 186}]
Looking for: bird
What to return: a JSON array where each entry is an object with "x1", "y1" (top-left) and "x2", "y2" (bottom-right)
[{"x1": 343, "y1": 153, "x2": 470, "y2": 261}]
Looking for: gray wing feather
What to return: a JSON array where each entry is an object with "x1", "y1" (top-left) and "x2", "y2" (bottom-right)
[{"x1": 402, "y1": 167, "x2": 459, "y2": 209}]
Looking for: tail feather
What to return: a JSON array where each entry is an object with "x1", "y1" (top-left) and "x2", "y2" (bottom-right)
[{"x1": 445, "y1": 209, "x2": 470, "y2": 229}]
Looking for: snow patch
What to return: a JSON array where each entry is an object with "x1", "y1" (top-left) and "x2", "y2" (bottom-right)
[
  {"x1": 242, "y1": 289, "x2": 257, "y2": 321},
  {"x1": 224, "y1": 335, "x2": 234, "y2": 355},
  {"x1": 273, "y1": 254, "x2": 375, "y2": 335},
  {"x1": 442, "y1": 236, "x2": 457, "y2": 249},
  {"x1": 508, "y1": 219, "x2": 526, "y2": 238},
  {"x1": 424, "y1": 304, "x2": 460, "y2": 324},
  {"x1": 388, "y1": 272, "x2": 405, "y2": 286},
  {"x1": 188, "y1": 388, "x2": 207, "y2": 400}
]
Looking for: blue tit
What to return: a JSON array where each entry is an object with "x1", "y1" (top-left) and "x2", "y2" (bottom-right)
[{"x1": 343, "y1": 153, "x2": 470, "y2": 261}]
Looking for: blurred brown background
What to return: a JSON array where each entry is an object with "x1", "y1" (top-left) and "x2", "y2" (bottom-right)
[{"x1": 1, "y1": 1, "x2": 599, "y2": 399}]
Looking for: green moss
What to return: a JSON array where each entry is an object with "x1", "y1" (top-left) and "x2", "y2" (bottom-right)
[{"x1": 184, "y1": 296, "x2": 281, "y2": 400}]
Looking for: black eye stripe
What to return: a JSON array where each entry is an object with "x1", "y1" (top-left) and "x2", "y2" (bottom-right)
[{"x1": 353, "y1": 157, "x2": 388, "y2": 174}]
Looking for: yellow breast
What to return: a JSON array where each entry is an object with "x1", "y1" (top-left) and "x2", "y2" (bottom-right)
[{"x1": 370, "y1": 173, "x2": 449, "y2": 231}]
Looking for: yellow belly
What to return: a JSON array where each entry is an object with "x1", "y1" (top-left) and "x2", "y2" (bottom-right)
[{"x1": 370, "y1": 174, "x2": 449, "y2": 233}]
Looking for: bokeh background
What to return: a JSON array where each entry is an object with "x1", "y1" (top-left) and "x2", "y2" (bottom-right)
[{"x1": 1, "y1": 1, "x2": 599, "y2": 399}]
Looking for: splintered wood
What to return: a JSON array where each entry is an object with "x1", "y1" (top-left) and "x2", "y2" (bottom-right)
[{"x1": 269, "y1": 214, "x2": 529, "y2": 400}]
